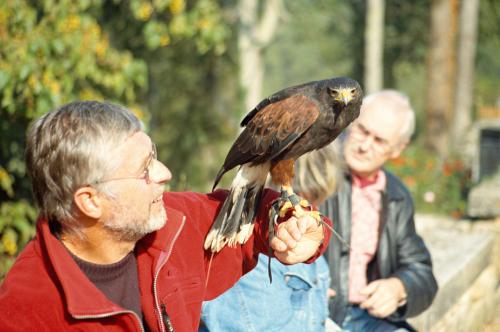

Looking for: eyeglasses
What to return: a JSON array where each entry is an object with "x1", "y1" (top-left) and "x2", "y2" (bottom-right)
[
  {"x1": 349, "y1": 123, "x2": 392, "y2": 154},
  {"x1": 93, "y1": 143, "x2": 158, "y2": 185}
]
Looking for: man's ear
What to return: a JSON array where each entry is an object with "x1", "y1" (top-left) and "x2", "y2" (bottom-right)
[
  {"x1": 389, "y1": 139, "x2": 408, "y2": 159},
  {"x1": 73, "y1": 186, "x2": 103, "y2": 219}
]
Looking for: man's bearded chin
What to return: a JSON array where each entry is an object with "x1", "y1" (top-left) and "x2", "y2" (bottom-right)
[{"x1": 103, "y1": 205, "x2": 167, "y2": 243}]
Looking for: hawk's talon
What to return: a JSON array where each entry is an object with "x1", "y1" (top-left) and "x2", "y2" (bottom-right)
[
  {"x1": 293, "y1": 210, "x2": 323, "y2": 225},
  {"x1": 278, "y1": 201, "x2": 293, "y2": 217},
  {"x1": 299, "y1": 199, "x2": 310, "y2": 208},
  {"x1": 290, "y1": 201, "x2": 323, "y2": 225},
  {"x1": 270, "y1": 191, "x2": 323, "y2": 226},
  {"x1": 287, "y1": 193, "x2": 301, "y2": 206}
]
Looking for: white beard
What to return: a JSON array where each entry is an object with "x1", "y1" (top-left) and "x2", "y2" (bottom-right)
[{"x1": 103, "y1": 197, "x2": 167, "y2": 242}]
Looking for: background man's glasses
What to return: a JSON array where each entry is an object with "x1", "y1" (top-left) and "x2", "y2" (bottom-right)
[{"x1": 350, "y1": 123, "x2": 392, "y2": 154}]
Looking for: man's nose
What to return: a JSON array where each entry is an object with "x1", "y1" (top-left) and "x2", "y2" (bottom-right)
[
  {"x1": 151, "y1": 160, "x2": 172, "y2": 184},
  {"x1": 359, "y1": 136, "x2": 375, "y2": 152}
]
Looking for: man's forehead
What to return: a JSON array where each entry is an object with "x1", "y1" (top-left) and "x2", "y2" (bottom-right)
[
  {"x1": 114, "y1": 132, "x2": 152, "y2": 166},
  {"x1": 357, "y1": 107, "x2": 403, "y2": 140},
  {"x1": 127, "y1": 131, "x2": 151, "y2": 143}
]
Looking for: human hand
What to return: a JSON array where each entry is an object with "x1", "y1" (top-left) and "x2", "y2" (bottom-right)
[
  {"x1": 359, "y1": 278, "x2": 407, "y2": 318},
  {"x1": 327, "y1": 288, "x2": 337, "y2": 298},
  {"x1": 270, "y1": 215, "x2": 324, "y2": 264}
]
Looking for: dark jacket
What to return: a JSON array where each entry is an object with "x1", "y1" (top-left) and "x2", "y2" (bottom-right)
[
  {"x1": 320, "y1": 170, "x2": 438, "y2": 326},
  {"x1": 0, "y1": 190, "x2": 331, "y2": 332}
]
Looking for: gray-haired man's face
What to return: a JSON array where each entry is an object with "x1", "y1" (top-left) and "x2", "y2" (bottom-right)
[
  {"x1": 344, "y1": 106, "x2": 405, "y2": 179},
  {"x1": 99, "y1": 131, "x2": 171, "y2": 241}
]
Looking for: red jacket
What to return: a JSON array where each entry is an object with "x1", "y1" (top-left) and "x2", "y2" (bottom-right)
[{"x1": 0, "y1": 190, "x2": 330, "y2": 332}]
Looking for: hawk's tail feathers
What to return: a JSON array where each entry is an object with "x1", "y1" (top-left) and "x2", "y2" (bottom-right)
[{"x1": 204, "y1": 164, "x2": 269, "y2": 252}]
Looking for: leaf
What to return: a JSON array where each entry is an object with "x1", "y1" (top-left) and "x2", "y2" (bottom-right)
[
  {"x1": 1, "y1": 229, "x2": 18, "y2": 256},
  {"x1": 0, "y1": 168, "x2": 14, "y2": 197},
  {"x1": 12, "y1": 218, "x2": 34, "y2": 243},
  {"x1": 0, "y1": 70, "x2": 10, "y2": 90},
  {"x1": 143, "y1": 21, "x2": 168, "y2": 50},
  {"x1": 51, "y1": 39, "x2": 65, "y2": 54},
  {"x1": 19, "y1": 65, "x2": 31, "y2": 80}
]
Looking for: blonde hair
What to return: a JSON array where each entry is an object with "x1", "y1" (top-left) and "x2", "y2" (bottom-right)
[{"x1": 293, "y1": 142, "x2": 344, "y2": 205}]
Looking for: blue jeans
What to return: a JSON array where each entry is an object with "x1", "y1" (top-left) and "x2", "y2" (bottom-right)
[{"x1": 342, "y1": 306, "x2": 410, "y2": 332}]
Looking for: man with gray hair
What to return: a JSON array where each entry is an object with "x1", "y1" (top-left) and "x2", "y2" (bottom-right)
[
  {"x1": 321, "y1": 90, "x2": 438, "y2": 331},
  {"x1": 0, "y1": 100, "x2": 330, "y2": 331}
]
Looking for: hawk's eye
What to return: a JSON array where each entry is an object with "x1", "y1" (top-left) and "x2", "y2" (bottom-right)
[
  {"x1": 350, "y1": 88, "x2": 356, "y2": 94},
  {"x1": 328, "y1": 87, "x2": 338, "y2": 96}
]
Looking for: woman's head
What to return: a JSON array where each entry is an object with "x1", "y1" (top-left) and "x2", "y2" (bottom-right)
[{"x1": 293, "y1": 142, "x2": 344, "y2": 205}]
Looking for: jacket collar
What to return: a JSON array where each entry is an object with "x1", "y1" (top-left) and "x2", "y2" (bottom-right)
[
  {"x1": 37, "y1": 219, "x2": 122, "y2": 317},
  {"x1": 382, "y1": 169, "x2": 406, "y2": 201},
  {"x1": 35, "y1": 202, "x2": 186, "y2": 318},
  {"x1": 136, "y1": 205, "x2": 185, "y2": 255}
]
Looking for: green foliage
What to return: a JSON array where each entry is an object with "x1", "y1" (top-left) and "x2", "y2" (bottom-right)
[
  {"x1": 144, "y1": 41, "x2": 240, "y2": 192},
  {"x1": 99, "y1": 0, "x2": 235, "y2": 192},
  {"x1": 386, "y1": 144, "x2": 472, "y2": 217},
  {"x1": 0, "y1": 200, "x2": 37, "y2": 275},
  {"x1": 0, "y1": 0, "x2": 147, "y2": 278},
  {"x1": 384, "y1": 1, "x2": 430, "y2": 86},
  {"x1": 263, "y1": 0, "x2": 357, "y2": 93},
  {"x1": 475, "y1": 0, "x2": 500, "y2": 107},
  {"x1": 0, "y1": 0, "x2": 233, "y2": 278},
  {"x1": 100, "y1": 0, "x2": 229, "y2": 54}
]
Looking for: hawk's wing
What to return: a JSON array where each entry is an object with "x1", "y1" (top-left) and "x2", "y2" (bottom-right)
[
  {"x1": 240, "y1": 81, "x2": 317, "y2": 127},
  {"x1": 213, "y1": 94, "x2": 320, "y2": 188}
]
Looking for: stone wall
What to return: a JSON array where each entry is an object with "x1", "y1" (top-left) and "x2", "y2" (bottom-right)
[{"x1": 409, "y1": 216, "x2": 500, "y2": 331}]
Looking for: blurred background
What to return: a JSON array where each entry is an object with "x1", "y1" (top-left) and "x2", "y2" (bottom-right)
[{"x1": 0, "y1": 1, "x2": 499, "y2": 327}]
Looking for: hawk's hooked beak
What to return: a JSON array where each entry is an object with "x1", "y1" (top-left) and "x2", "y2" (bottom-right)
[{"x1": 338, "y1": 89, "x2": 353, "y2": 105}]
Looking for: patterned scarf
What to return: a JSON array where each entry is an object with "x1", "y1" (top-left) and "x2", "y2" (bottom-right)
[{"x1": 348, "y1": 170, "x2": 386, "y2": 303}]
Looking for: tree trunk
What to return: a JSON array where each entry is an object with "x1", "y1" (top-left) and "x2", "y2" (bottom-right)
[
  {"x1": 451, "y1": 0, "x2": 479, "y2": 151},
  {"x1": 238, "y1": 0, "x2": 282, "y2": 112},
  {"x1": 425, "y1": 0, "x2": 458, "y2": 157},
  {"x1": 364, "y1": 0, "x2": 385, "y2": 94}
]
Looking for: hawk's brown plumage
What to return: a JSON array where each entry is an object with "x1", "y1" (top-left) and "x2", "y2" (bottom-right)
[{"x1": 205, "y1": 77, "x2": 363, "y2": 252}]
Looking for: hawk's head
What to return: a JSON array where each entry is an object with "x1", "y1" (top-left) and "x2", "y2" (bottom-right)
[{"x1": 326, "y1": 77, "x2": 363, "y2": 106}]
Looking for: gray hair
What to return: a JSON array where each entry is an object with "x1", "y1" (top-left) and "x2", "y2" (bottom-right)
[
  {"x1": 293, "y1": 142, "x2": 344, "y2": 205},
  {"x1": 26, "y1": 100, "x2": 143, "y2": 235},
  {"x1": 361, "y1": 90, "x2": 415, "y2": 144}
]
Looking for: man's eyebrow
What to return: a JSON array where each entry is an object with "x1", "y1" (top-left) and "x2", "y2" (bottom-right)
[
  {"x1": 358, "y1": 123, "x2": 368, "y2": 131},
  {"x1": 359, "y1": 123, "x2": 389, "y2": 142}
]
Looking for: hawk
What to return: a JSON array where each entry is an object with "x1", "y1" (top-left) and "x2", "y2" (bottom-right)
[{"x1": 205, "y1": 77, "x2": 363, "y2": 252}]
